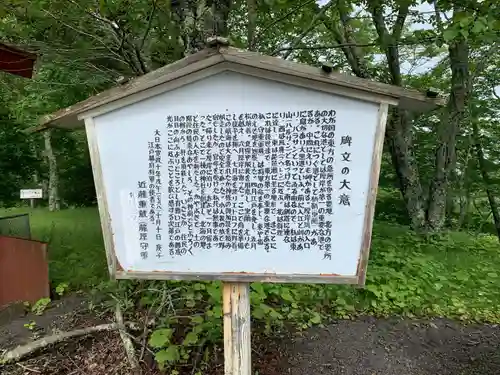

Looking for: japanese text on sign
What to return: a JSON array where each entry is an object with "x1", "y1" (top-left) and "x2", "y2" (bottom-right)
[{"x1": 135, "y1": 110, "x2": 354, "y2": 263}]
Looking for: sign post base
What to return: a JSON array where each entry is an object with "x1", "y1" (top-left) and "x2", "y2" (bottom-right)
[{"x1": 223, "y1": 282, "x2": 251, "y2": 375}]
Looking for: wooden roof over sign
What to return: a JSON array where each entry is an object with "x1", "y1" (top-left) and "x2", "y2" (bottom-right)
[
  {"x1": 32, "y1": 40, "x2": 445, "y2": 132},
  {"x1": 0, "y1": 42, "x2": 37, "y2": 79}
]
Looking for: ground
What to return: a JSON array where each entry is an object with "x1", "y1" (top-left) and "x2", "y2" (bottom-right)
[
  {"x1": 1, "y1": 296, "x2": 500, "y2": 375},
  {"x1": 1, "y1": 207, "x2": 500, "y2": 374},
  {"x1": 285, "y1": 318, "x2": 500, "y2": 375}
]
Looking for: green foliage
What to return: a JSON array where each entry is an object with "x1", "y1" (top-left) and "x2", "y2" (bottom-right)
[
  {"x1": 0, "y1": 105, "x2": 37, "y2": 207},
  {"x1": 0, "y1": 207, "x2": 108, "y2": 287},
  {"x1": 3, "y1": 205, "x2": 500, "y2": 371},
  {"x1": 149, "y1": 328, "x2": 173, "y2": 348},
  {"x1": 23, "y1": 320, "x2": 36, "y2": 330},
  {"x1": 55, "y1": 282, "x2": 69, "y2": 296},
  {"x1": 155, "y1": 346, "x2": 180, "y2": 369},
  {"x1": 31, "y1": 297, "x2": 51, "y2": 315},
  {"x1": 361, "y1": 228, "x2": 500, "y2": 321},
  {"x1": 2, "y1": 0, "x2": 500, "y2": 371}
]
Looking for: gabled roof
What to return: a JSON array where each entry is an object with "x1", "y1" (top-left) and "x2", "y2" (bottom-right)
[{"x1": 32, "y1": 44, "x2": 444, "y2": 132}]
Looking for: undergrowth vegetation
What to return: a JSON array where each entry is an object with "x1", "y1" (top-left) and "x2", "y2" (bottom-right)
[{"x1": 2, "y1": 201, "x2": 499, "y2": 369}]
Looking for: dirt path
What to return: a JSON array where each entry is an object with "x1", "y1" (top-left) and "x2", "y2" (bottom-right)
[
  {"x1": 2, "y1": 299, "x2": 500, "y2": 375},
  {"x1": 284, "y1": 317, "x2": 500, "y2": 375},
  {"x1": 0, "y1": 295, "x2": 92, "y2": 350}
]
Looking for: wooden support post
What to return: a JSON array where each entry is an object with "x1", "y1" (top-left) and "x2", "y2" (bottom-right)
[{"x1": 223, "y1": 282, "x2": 251, "y2": 375}]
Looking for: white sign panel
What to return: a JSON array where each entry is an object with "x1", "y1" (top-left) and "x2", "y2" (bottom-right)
[
  {"x1": 20, "y1": 189, "x2": 43, "y2": 199},
  {"x1": 92, "y1": 71, "x2": 381, "y2": 282}
]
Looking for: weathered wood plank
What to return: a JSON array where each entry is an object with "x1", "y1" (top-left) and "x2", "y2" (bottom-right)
[
  {"x1": 357, "y1": 103, "x2": 389, "y2": 286},
  {"x1": 85, "y1": 118, "x2": 117, "y2": 279},
  {"x1": 220, "y1": 47, "x2": 445, "y2": 111},
  {"x1": 224, "y1": 63, "x2": 398, "y2": 106},
  {"x1": 223, "y1": 282, "x2": 251, "y2": 375},
  {"x1": 33, "y1": 49, "x2": 223, "y2": 131},
  {"x1": 30, "y1": 46, "x2": 444, "y2": 133},
  {"x1": 114, "y1": 271, "x2": 359, "y2": 284}
]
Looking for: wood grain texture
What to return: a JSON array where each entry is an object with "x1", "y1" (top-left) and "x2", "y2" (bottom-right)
[
  {"x1": 222, "y1": 63, "x2": 398, "y2": 106},
  {"x1": 34, "y1": 49, "x2": 223, "y2": 131},
  {"x1": 114, "y1": 271, "x2": 359, "y2": 284},
  {"x1": 357, "y1": 103, "x2": 389, "y2": 286},
  {"x1": 85, "y1": 118, "x2": 117, "y2": 279},
  {"x1": 223, "y1": 282, "x2": 251, "y2": 375},
  {"x1": 79, "y1": 63, "x2": 230, "y2": 122},
  {"x1": 220, "y1": 47, "x2": 446, "y2": 111},
  {"x1": 31, "y1": 46, "x2": 444, "y2": 132}
]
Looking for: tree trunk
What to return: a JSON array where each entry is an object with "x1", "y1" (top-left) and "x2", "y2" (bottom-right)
[
  {"x1": 370, "y1": 2, "x2": 428, "y2": 230},
  {"x1": 44, "y1": 130, "x2": 60, "y2": 211},
  {"x1": 426, "y1": 8, "x2": 469, "y2": 230},
  {"x1": 445, "y1": 191, "x2": 455, "y2": 227},
  {"x1": 385, "y1": 109, "x2": 427, "y2": 230},
  {"x1": 324, "y1": 3, "x2": 427, "y2": 231},
  {"x1": 205, "y1": 0, "x2": 231, "y2": 39},
  {"x1": 458, "y1": 185, "x2": 471, "y2": 229},
  {"x1": 457, "y1": 137, "x2": 473, "y2": 229},
  {"x1": 32, "y1": 145, "x2": 40, "y2": 209},
  {"x1": 246, "y1": 0, "x2": 257, "y2": 50},
  {"x1": 472, "y1": 120, "x2": 500, "y2": 242}
]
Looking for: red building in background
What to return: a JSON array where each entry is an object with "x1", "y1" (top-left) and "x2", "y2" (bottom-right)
[
  {"x1": 0, "y1": 42, "x2": 36, "y2": 78},
  {"x1": 0, "y1": 42, "x2": 46, "y2": 308}
]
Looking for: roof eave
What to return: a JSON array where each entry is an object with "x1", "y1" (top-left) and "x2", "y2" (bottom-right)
[
  {"x1": 30, "y1": 45, "x2": 445, "y2": 134},
  {"x1": 219, "y1": 46, "x2": 445, "y2": 111},
  {"x1": 30, "y1": 47, "x2": 225, "y2": 132}
]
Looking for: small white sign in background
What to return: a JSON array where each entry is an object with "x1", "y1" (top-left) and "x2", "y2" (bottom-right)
[{"x1": 20, "y1": 189, "x2": 43, "y2": 199}]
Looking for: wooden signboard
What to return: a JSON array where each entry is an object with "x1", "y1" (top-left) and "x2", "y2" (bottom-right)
[
  {"x1": 88, "y1": 71, "x2": 386, "y2": 285},
  {"x1": 35, "y1": 41, "x2": 442, "y2": 375}
]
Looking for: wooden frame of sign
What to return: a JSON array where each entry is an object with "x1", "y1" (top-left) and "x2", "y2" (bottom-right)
[{"x1": 34, "y1": 40, "x2": 443, "y2": 375}]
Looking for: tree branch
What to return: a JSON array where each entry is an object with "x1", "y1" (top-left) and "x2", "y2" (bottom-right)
[
  {"x1": 1, "y1": 324, "x2": 119, "y2": 364},
  {"x1": 392, "y1": 1, "x2": 410, "y2": 40},
  {"x1": 493, "y1": 87, "x2": 500, "y2": 100},
  {"x1": 370, "y1": 3, "x2": 391, "y2": 44},
  {"x1": 258, "y1": 0, "x2": 316, "y2": 38},
  {"x1": 247, "y1": 0, "x2": 257, "y2": 50},
  {"x1": 67, "y1": 0, "x2": 118, "y2": 29},
  {"x1": 368, "y1": 1, "x2": 409, "y2": 86},
  {"x1": 140, "y1": 0, "x2": 157, "y2": 50},
  {"x1": 134, "y1": 46, "x2": 148, "y2": 74},
  {"x1": 335, "y1": 4, "x2": 372, "y2": 78},
  {"x1": 41, "y1": 9, "x2": 128, "y2": 67},
  {"x1": 273, "y1": 0, "x2": 336, "y2": 59},
  {"x1": 115, "y1": 304, "x2": 140, "y2": 372},
  {"x1": 433, "y1": 0, "x2": 445, "y2": 33},
  {"x1": 273, "y1": 36, "x2": 437, "y2": 52}
]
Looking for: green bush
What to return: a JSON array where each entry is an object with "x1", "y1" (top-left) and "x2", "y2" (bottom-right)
[
  {"x1": 4, "y1": 207, "x2": 500, "y2": 371},
  {"x1": 113, "y1": 223, "x2": 500, "y2": 369}
]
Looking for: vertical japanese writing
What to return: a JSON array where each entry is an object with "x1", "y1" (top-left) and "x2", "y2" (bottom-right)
[
  {"x1": 166, "y1": 115, "x2": 196, "y2": 257},
  {"x1": 137, "y1": 180, "x2": 149, "y2": 259},
  {"x1": 338, "y1": 134, "x2": 352, "y2": 208},
  {"x1": 139, "y1": 130, "x2": 164, "y2": 260},
  {"x1": 159, "y1": 109, "x2": 345, "y2": 261},
  {"x1": 154, "y1": 129, "x2": 163, "y2": 258},
  {"x1": 148, "y1": 140, "x2": 156, "y2": 224}
]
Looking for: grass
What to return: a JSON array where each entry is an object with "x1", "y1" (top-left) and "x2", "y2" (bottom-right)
[
  {"x1": 1, "y1": 206, "x2": 499, "y2": 323},
  {"x1": 0, "y1": 207, "x2": 107, "y2": 287},
  {"x1": 2, "y1": 205, "x2": 500, "y2": 370}
]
